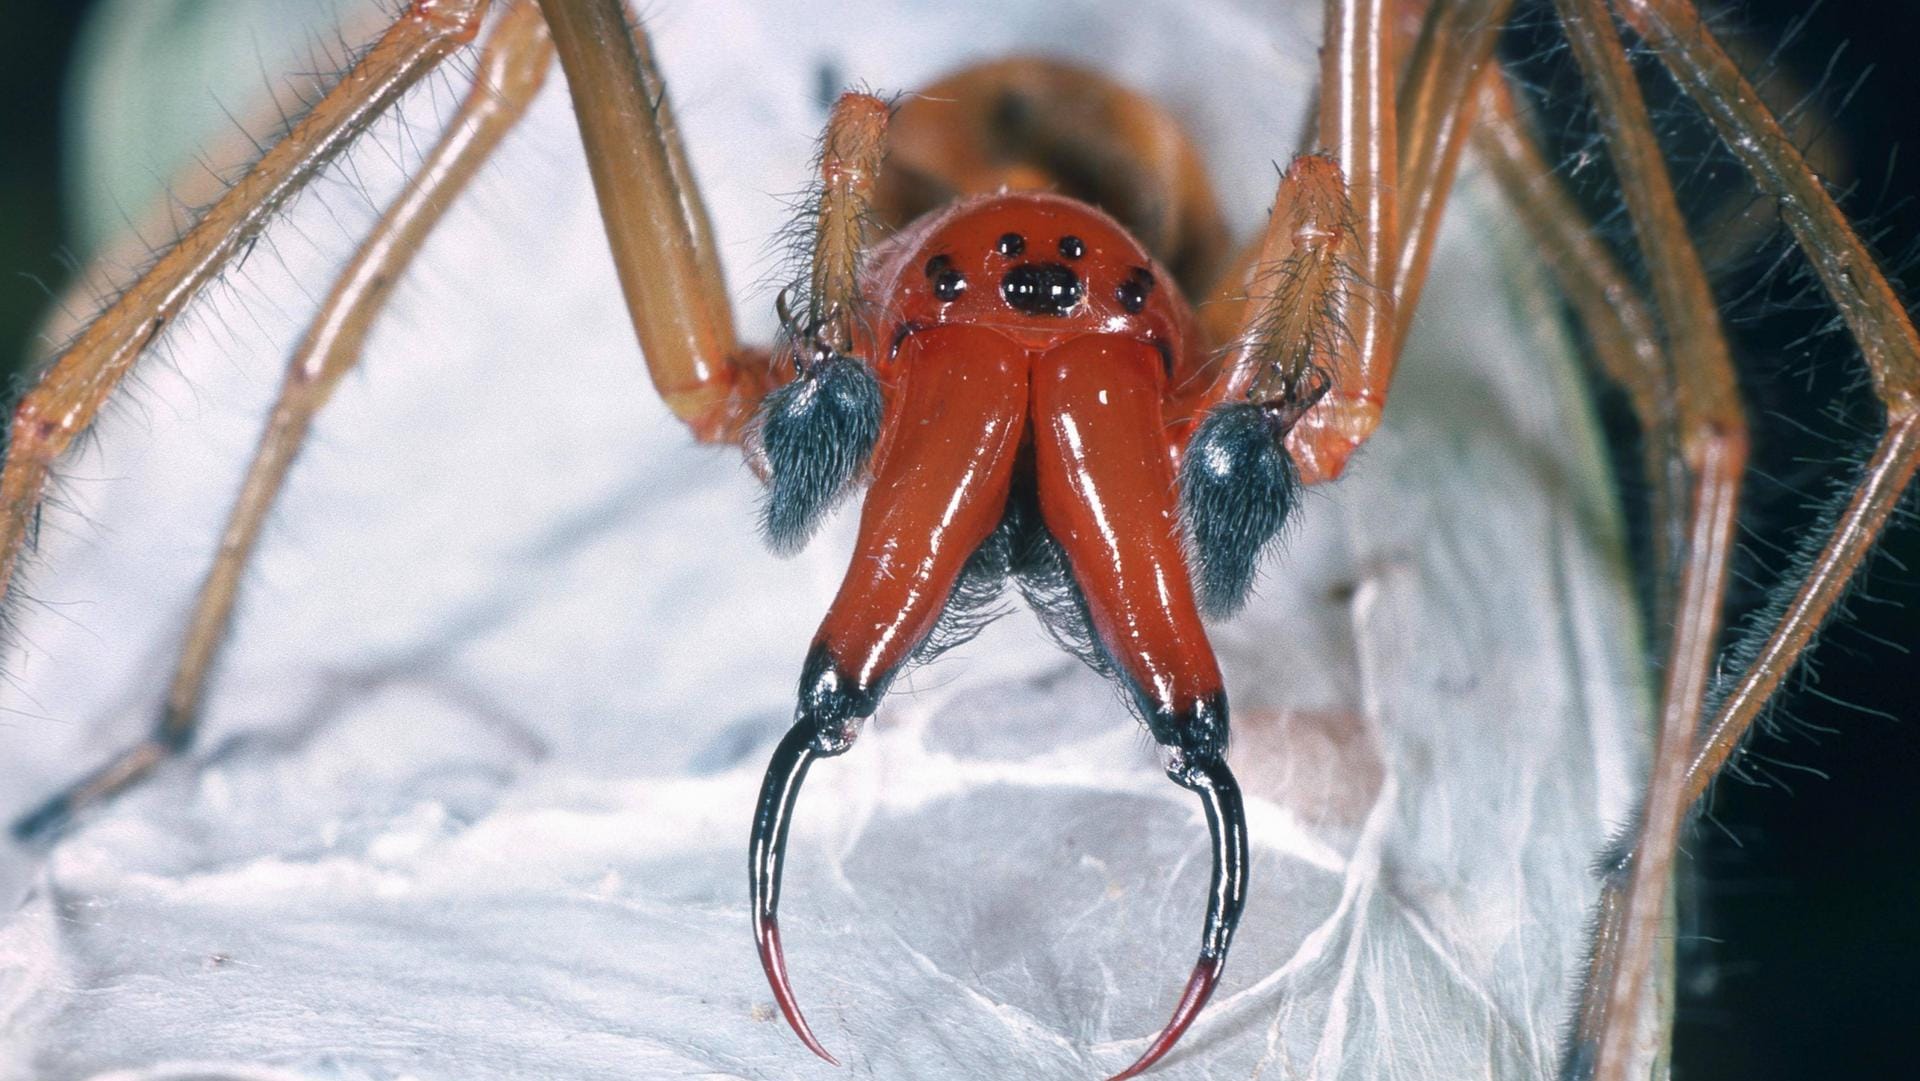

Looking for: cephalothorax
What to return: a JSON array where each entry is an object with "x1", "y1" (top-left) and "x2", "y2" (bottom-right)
[{"x1": 7, "y1": 2, "x2": 1918, "y2": 1080}]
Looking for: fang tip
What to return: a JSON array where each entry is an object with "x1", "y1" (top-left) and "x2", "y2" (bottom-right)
[
  {"x1": 751, "y1": 718, "x2": 841, "y2": 1065},
  {"x1": 1104, "y1": 751, "x2": 1247, "y2": 1078},
  {"x1": 1103, "y1": 955, "x2": 1225, "y2": 1081},
  {"x1": 755, "y1": 914, "x2": 840, "y2": 1065}
]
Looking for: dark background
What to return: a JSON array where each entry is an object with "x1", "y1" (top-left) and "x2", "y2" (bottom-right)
[{"x1": 0, "y1": 2, "x2": 1915, "y2": 1077}]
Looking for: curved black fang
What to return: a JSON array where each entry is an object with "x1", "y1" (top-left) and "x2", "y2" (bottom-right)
[
  {"x1": 1107, "y1": 755, "x2": 1249, "y2": 1080},
  {"x1": 750, "y1": 718, "x2": 839, "y2": 1065}
]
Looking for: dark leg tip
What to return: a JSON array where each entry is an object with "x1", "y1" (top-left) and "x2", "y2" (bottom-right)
[
  {"x1": 156, "y1": 709, "x2": 197, "y2": 753},
  {"x1": 10, "y1": 792, "x2": 72, "y2": 845},
  {"x1": 9, "y1": 734, "x2": 180, "y2": 847},
  {"x1": 1559, "y1": 1038, "x2": 1598, "y2": 1081}
]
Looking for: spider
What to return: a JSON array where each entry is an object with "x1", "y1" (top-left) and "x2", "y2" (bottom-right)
[{"x1": 1, "y1": 0, "x2": 1913, "y2": 1078}]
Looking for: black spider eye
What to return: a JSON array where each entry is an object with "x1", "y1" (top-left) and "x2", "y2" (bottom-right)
[
  {"x1": 1116, "y1": 267, "x2": 1155, "y2": 313},
  {"x1": 996, "y1": 232, "x2": 1026, "y2": 257},
  {"x1": 926, "y1": 254, "x2": 967, "y2": 301},
  {"x1": 1058, "y1": 235, "x2": 1086, "y2": 259}
]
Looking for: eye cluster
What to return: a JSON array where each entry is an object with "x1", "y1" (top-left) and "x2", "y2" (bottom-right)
[{"x1": 922, "y1": 231, "x2": 1158, "y2": 318}]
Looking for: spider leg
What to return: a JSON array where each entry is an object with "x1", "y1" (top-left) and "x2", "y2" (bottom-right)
[
  {"x1": 1197, "y1": 0, "x2": 1450, "y2": 483},
  {"x1": 798, "y1": 93, "x2": 890, "y2": 355},
  {"x1": 1550, "y1": 0, "x2": 1756, "y2": 1076},
  {"x1": 750, "y1": 323, "x2": 1029, "y2": 1064},
  {"x1": 753, "y1": 92, "x2": 891, "y2": 552},
  {"x1": 1177, "y1": 0, "x2": 1539, "y2": 658},
  {"x1": 8, "y1": 3, "x2": 556, "y2": 844},
  {"x1": 1274, "y1": 0, "x2": 1399, "y2": 483},
  {"x1": 0, "y1": 0, "x2": 488, "y2": 614},
  {"x1": 1028, "y1": 335, "x2": 1246, "y2": 1080},
  {"x1": 1196, "y1": 153, "x2": 1358, "y2": 420},
  {"x1": 1194, "y1": 0, "x2": 1508, "y2": 427},
  {"x1": 1389, "y1": 0, "x2": 1515, "y2": 345},
  {"x1": 534, "y1": 0, "x2": 768, "y2": 442},
  {"x1": 1613, "y1": 3, "x2": 1920, "y2": 750},
  {"x1": 1470, "y1": 70, "x2": 1686, "y2": 615},
  {"x1": 1560, "y1": 4, "x2": 1920, "y2": 1079},
  {"x1": 1180, "y1": 14, "x2": 1405, "y2": 473}
]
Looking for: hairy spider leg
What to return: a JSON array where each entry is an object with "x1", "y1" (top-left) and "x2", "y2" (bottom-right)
[
  {"x1": 1624, "y1": 0, "x2": 1920, "y2": 839},
  {"x1": 8, "y1": 0, "x2": 509, "y2": 841},
  {"x1": 0, "y1": 0, "x2": 489, "y2": 617},
  {"x1": 1471, "y1": 69, "x2": 1685, "y2": 616},
  {"x1": 1388, "y1": 0, "x2": 1516, "y2": 347},
  {"x1": 1564, "y1": 2, "x2": 1920, "y2": 1077},
  {"x1": 10, "y1": 0, "x2": 823, "y2": 840},
  {"x1": 1282, "y1": 0, "x2": 1399, "y2": 483},
  {"x1": 752, "y1": 324, "x2": 1030, "y2": 1064},
  {"x1": 802, "y1": 94, "x2": 891, "y2": 352},
  {"x1": 1194, "y1": 0, "x2": 1518, "y2": 482},
  {"x1": 1548, "y1": 3, "x2": 1752, "y2": 1075},
  {"x1": 1185, "y1": 153, "x2": 1358, "y2": 420}
]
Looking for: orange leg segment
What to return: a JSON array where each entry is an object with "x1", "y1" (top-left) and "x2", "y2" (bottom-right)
[
  {"x1": 1290, "y1": 0, "x2": 1398, "y2": 483},
  {"x1": 0, "y1": 0, "x2": 487, "y2": 611},
  {"x1": 534, "y1": 0, "x2": 764, "y2": 441}
]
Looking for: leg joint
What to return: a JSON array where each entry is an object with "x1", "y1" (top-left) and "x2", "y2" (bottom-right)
[
  {"x1": 409, "y1": 0, "x2": 488, "y2": 40},
  {"x1": 1679, "y1": 412, "x2": 1750, "y2": 477},
  {"x1": 8, "y1": 395, "x2": 67, "y2": 463}
]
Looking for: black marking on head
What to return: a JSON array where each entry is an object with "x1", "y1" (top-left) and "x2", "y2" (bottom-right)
[
  {"x1": 1153, "y1": 338, "x2": 1175, "y2": 380},
  {"x1": 925, "y1": 253, "x2": 968, "y2": 301},
  {"x1": 888, "y1": 321, "x2": 918, "y2": 360},
  {"x1": 996, "y1": 232, "x2": 1026, "y2": 257},
  {"x1": 1001, "y1": 263, "x2": 1083, "y2": 316},
  {"x1": 756, "y1": 355, "x2": 883, "y2": 554},
  {"x1": 1116, "y1": 267, "x2": 1155, "y2": 313},
  {"x1": 1058, "y1": 235, "x2": 1086, "y2": 260},
  {"x1": 1178, "y1": 402, "x2": 1301, "y2": 616}
]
